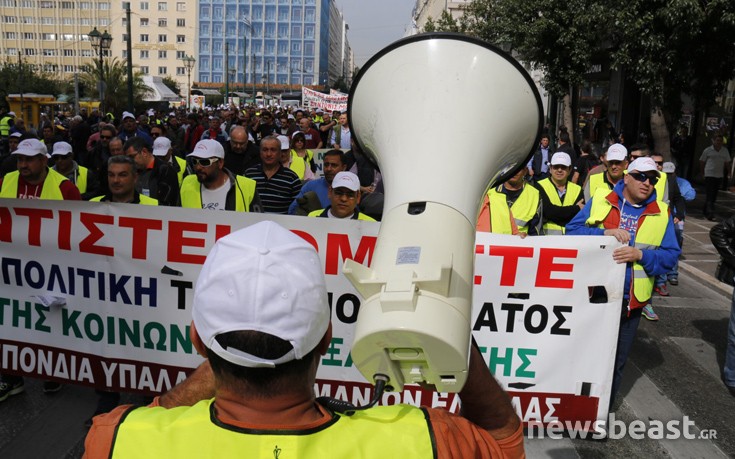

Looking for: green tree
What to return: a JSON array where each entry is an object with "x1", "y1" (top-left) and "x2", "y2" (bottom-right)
[
  {"x1": 0, "y1": 59, "x2": 66, "y2": 110},
  {"x1": 423, "y1": 10, "x2": 465, "y2": 33},
  {"x1": 81, "y1": 57, "x2": 153, "y2": 115},
  {"x1": 161, "y1": 75, "x2": 182, "y2": 96}
]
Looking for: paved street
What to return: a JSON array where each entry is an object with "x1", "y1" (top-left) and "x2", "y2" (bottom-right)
[{"x1": 2, "y1": 184, "x2": 735, "y2": 458}]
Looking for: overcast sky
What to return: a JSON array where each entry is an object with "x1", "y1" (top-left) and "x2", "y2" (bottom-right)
[{"x1": 337, "y1": 0, "x2": 416, "y2": 67}]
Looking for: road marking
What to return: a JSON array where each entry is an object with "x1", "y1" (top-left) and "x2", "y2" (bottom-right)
[{"x1": 669, "y1": 337, "x2": 722, "y2": 382}]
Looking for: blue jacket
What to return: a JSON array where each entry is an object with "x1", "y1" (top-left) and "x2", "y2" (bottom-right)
[
  {"x1": 288, "y1": 177, "x2": 330, "y2": 215},
  {"x1": 566, "y1": 181, "x2": 680, "y2": 300}
]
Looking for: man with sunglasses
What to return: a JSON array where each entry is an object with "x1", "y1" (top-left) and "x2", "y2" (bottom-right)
[
  {"x1": 308, "y1": 171, "x2": 375, "y2": 221},
  {"x1": 123, "y1": 137, "x2": 180, "y2": 207},
  {"x1": 535, "y1": 152, "x2": 583, "y2": 235},
  {"x1": 583, "y1": 143, "x2": 628, "y2": 202},
  {"x1": 567, "y1": 157, "x2": 680, "y2": 409},
  {"x1": 51, "y1": 141, "x2": 100, "y2": 200},
  {"x1": 181, "y1": 139, "x2": 263, "y2": 213}
]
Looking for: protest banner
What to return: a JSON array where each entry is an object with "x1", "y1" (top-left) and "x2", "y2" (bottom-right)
[
  {"x1": 302, "y1": 87, "x2": 348, "y2": 112},
  {"x1": 0, "y1": 199, "x2": 623, "y2": 428}
]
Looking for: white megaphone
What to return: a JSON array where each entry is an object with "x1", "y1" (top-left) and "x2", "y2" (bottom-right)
[{"x1": 343, "y1": 33, "x2": 542, "y2": 393}]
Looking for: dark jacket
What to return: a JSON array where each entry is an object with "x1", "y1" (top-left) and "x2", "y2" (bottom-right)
[
  {"x1": 140, "y1": 157, "x2": 180, "y2": 206},
  {"x1": 710, "y1": 215, "x2": 735, "y2": 285}
]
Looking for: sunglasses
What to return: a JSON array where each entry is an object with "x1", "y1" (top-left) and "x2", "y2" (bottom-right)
[
  {"x1": 628, "y1": 171, "x2": 659, "y2": 186},
  {"x1": 191, "y1": 157, "x2": 219, "y2": 167}
]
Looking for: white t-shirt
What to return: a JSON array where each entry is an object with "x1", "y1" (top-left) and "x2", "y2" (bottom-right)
[{"x1": 200, "y1": 178, "x2": 230, "y2": 210}]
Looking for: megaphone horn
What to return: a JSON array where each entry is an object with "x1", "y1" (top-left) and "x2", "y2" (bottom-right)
[{"x1": 344, "y1": 33, "x2": 543, "y2": 393}]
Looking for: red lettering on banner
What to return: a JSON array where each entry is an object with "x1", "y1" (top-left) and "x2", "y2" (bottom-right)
[
  {"x1": 14, "y1": 207, "x2": 53, "y2": 247},
  {"x1": 119, "y1": 217, "x2": 164, "y2": 260},
  {"x1": 292, "y1": 229, "x2": 319, "y2": 252},
  {"x1": 325, "y1": 233, "x2": 376, "y2": 275},
  {"x1": 509, "y1": 391, "x2": 599, "y2": 425},
  {"x1": 489, "y1": 245, "x2": 534, "y2": 286},
  {"x1": 214, "y1": 224, "x2": 231, "y2": 242},
  {"x1": 536, "y1": 248, "x2": 577, "y2": 289},
  {"x1": 167, "y1": 221, "x2": 208, "y2": 265},
  {"x1": 0, "y1": 207, "x2": 11, "y2": 242},
  {"x1": 79, "y1": 212, "x2": 115, "y2": 256},
  {"x1": 57, "y1": 210, "x2": 72, "y2": 250}
]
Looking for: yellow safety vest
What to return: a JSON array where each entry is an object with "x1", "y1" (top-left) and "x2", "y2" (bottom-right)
[
  {"x1": 54, "y1": 166, "x2": 89, "y2": 194},
  {"x1": 486, "y1": 184, "x2": 540, "y2": 234},
  {"x1": 180, "y1": 174, "x2": 257, "y2": 212},
  {"x1": 174, "y1": 156, "x2": 187, "y2": 186},
  {"x1": 537, "y1": 178, "x2": 582, "y2": 235},
  {"x1": 0, "y1": 115, "x2": 13, "y2": 137},
  {"x1": 110, "y1": 400, "x2": 435, "y2": 459},
  {"x1": 90, "y1": 194, "x2": 158, "y2": 205},
  {"x1": 586, "y1": 188, "x2": 670, "y2": 309},
  {"x1": 288, "y1": 153, "x2": 307, "y2": 180},
  {"x1": 584, "y1": 171, "x2": 613, "y2": 202},
  {"x1": 308, "y1": 208, "x2": 376, "y2": 221},
  {"x1": 653, "y1": 170, "x2": 669, "y2": 203},
  {"x1": 0, "y1": 168, "x2": 68, "y2": 200}
]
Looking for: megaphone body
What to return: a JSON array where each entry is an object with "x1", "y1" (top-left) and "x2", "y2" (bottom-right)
[{"x1": 344, "y1": 33, "x2": 542, "y2": 393}]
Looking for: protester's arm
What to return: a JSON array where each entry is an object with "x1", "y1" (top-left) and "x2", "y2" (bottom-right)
[
  {"x1": 564, "y1": 199, "x2": 605, "y2": 236},
  {"x1": 458, "y1": 340, "x2": 521, "y2": 439},
  {"x1": 60, "y1": 180, "x2": 82, "y2": 200},
  {"x1": 710, "y1": 215, "x2": 735, "y2": 269},
  {"x1": 249, "y1": 189, "x2": 264, "y2": 213},
  {"x1": 537, "y1": 186, "x2": 581, "y2": 226}
]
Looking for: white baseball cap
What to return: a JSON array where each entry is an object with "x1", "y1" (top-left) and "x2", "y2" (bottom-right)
[
  {"x1": 51, "y1": 141, "x2": 73, "y2": 156},
  {"x1": 606, "y1": 143, "x2": 628, "y2": 162},
  {"x1": 277, "y1": 135, "x2": 290, "y2": 150},
  {"x1": 550, "y1": 152, "x2": 571, "y2": 167},
  {"x1": 13, "y1": 138, "x2": 47, "y2": 157},
  {"x1": 152, "y1": 137, "x2": 172, "y2": 157},
  {"x1": 9, "y1": 132, "x2": 22, "y2": 138},
  {"x1": 662, "y1": 162, "x2": 676, "y2": 174},
  {"x1": 332, "y1": 171, "x2": 360, "y2": 192},
  {"x1": 8, "y1": 111, "x2": 16, "y2": 117},
  {"x1": 188, "y1": 139, "x2": 225, "y2": 159},
  {"x1": 627, "y1": 157, "x2": 660, "y2": 176},
  {"x1": 192, "y1": 221, "x2": 329, "y2": 368},
  {"x1": 122, "y1": 111, "x2": 135, "y2": 120}
]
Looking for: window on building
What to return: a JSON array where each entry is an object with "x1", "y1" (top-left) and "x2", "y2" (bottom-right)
[
  {"x1": 176, "y1": 35, "x2": 185, "y2": 43},
  {"x1": 176, "y1": 18, "x2": 185, "y2": 27},
  {"x1": 157, "y1": 1, "x2": 166, "y2": 11},
  {"x1": 176, "y1": 50, "x2": 185, "y2": 59},
  {"x1": 200, "y1": 5, "x2": 209, "y2": 18},
  {"x1": 158, "y1": 34, "x2": 167, "y2": 43},
  {"x1": 2, "y1": 16, "x2": 18, "y2": 23},
  {"x1": 176, "y1": 2, "x2": 184, "y2": 11},
  {"x1": 60, "y1": 1, "x2": 73, "y2": 8},
  {"x1": 80, "y1": 1, "x2": 91, "y2": 8},
  {"x1": 140, "y1": 66, "x2": 149, "y2": 74},
  {"x1": 122, "y1": 34, "x2": 128, "y2": 42},
  {"x1": 63, "y1": 49, "x2": 74, "y2": 56},
  {"x1": 23, "y1": 16, "x2": 34, "y2": 23},
  {"x1": 25, "y1": 48, "x2": 37, "y2": 56},
  {"x1": 158, "y1": 66, "x2": 167, "y2": 74},
  {"x1": 23, "y1": 32, "x2": 35, "y2": 39},
  {"x1": 6, "y1": 48, "x2": 18, "y2": 56},
  {"x1": 42, "y1": 33, "x2": 56, "y2": 40},
  {"x1": 122, "y1": 50, "x2": 127, "y2": 58},
  {"x1": 98, "y1": 2, "x2": 110, "y2": 10},
  {"x1": 176, "y1": 66, "x2": 185, "y2": 75},
  {"x1": 158, "y1": 50, "x2": 167, "y2": 59},
  {"x1": 140, "y1": 50, "x2": 149, "y2": 59},
  {"x1": 140, "y1": 34, "x2": 149, "y2": 42},
  {"x1": 63, "y1": 65, "x2": 75, "y2": 73},
  {"x1": 40, "y1": 17, "x2": 54, "y2": 24},
  {"x1": 81, "y1": 49, "x2": 92, "y2": 57},
  {"x1": 39, "y1": 1, "x2": 54, "y2": 7},
  {"x1": 140, "y1": 1, "x2": 148, "y2": 10},
  {"x1": 4, "y1": 32, "x2": 16, "y2": 39},
  {"x1": 62, "y1": 34, "x2": 74, "y2": 40},
  {"x1": 140, "y1": 18, "x2": 149, "y2": 26},
  {"x1": 21, "y1": 0, "x2": 35, "y2": 7},
  {"x1": 80, "y1": 18, "x2": 91, "y2": 26},
  {"x1": 99, "y1": 18, "x2": 109, "y2": 26},
  {"x1": 42, "y1": 49, "x2": 56, "y2": 56},
  {"x1": 158, "y1": 18, "x2": 167, "y2": 27}
]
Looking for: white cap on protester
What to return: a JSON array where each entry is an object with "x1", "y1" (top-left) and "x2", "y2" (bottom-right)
[
  {"x1": 122, "y1": 111, "x2": 135, "y2": 121},
  {"x1": 627, "y1": 157, "x2": 660, "y2": 176},
  {"x1": 51, "y1": 141, "x2": 73, "y2": 156},
  {"x1": 188, "y1": 139, "x2": 225, "y2": 159},
  {"x1": 606, "y1": 143, "x2": 628, "y2": 162},
  {"x1": 8, "y1": 111, "x2": 16, "y2": 117},
  {"x1": 13, "y1": 138, "x2": 47, "y2": 157},
  {"x1": 152, "y1": 137, "x2": 172, "y2": 157},
  {"x1": 331, "y1": 171, "x2": 360, "y2": 192},
  {"x1": 9, "y1": 132, "x2": 22, "y2": 138},
  {"x1": 550, "y1": 152, "x2": 571, "y2": 167},
  {"x1": 277, "y1": 135, "x2": 290, "y2": 150},
  {"x1": 192, "y1": 221, "x2": 329, "y2": 368},
  {"x1": 662, "y1": 162, "x2": 676, "y2": 174}
]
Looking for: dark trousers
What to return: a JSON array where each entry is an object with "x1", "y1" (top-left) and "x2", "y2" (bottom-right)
[
  {"x1": 704, "y1": 176, "x2": 722, "y2": 216},
  {"x1": 610, "y1": 307, "x2": 643, "y2": 410}
]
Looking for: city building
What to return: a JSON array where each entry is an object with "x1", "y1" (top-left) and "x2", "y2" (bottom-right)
[
  {"x1": 196, "y1": 0, "x2": 353, "y2": 90},
  {"x1": 412, "y1": 0, "x2": 469, "y2": 31}
]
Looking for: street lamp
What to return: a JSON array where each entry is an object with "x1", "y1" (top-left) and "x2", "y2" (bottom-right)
[
  {"x1": 88, "y1": 27, "x2": 112, "y2": 115},
  {"x1": 228, "y1": 67, "x2": 236, "y2": 106},
  {"x1": 182, "y1": 55, "x2": 196, "y2": 111}
]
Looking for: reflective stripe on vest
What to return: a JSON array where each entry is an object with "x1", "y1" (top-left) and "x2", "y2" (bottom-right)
[
  {"x1": 175, "y1": 156, "x2": 187, "y2": 186},
  {"x1": 654, "y1": 170, "x2": 669, "y2": 203},
  {"x1": 76, "y1": 166, "x2": 89, "y2": 194},
  {"x1": 0, "y1": 168, "x2": 67, "y2": 200},
  {"x1": 90, "y1": 194, "x2": 158, "y2": 205},
  {"x1": 586, "y1": 188, "x2": 670, "y2": 309},
  {"x1": 308, "y1": 208, "x2": 376, "y2": 221},
  {"x1": 487, "y1": 184, "x2": 540, "y2": 233},
  {"x1": 0, "y1": 116, "x2": 12, "y2": 136},
  {"x1": 111, "y1": 400, "x2": 436, "y2": 459},
  {"x1": 180, "y1": 174, "x2": 256, "y2": 211},
  {"x1": 537, "y1": 178, "x2": 582, "y2": 235}
]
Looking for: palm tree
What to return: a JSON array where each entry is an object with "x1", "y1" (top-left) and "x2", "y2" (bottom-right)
[{"x1": 81, "y1": 57, "x2": 153, "y2": 116}]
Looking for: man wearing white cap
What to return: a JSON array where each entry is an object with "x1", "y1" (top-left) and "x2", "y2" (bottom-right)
[
  {"x1": 118, "y1": 111, "x2": 153, "y2": 146},
  {"x1": 152, "y1": 136, "x2": 188, "y2": 186},
  {"x1": 567, "y1": 156, "x2": 680, "y2": 409},
  {"x1": 583, "y1": 143, "x2": 628, "y2": 201},
  {"x1": 0, "y1": 138, "x2": 81, "y2": 200},
  {"x1": 84, "y1": 221, "x2": 524, "y2": 458},
  {"x1": 51, "y1": 141, "x2": 100, "y2": 200},
  {"x1": 535, "y1": 152, "x2": 583, "y2": 235},
  {"x1": 308, "y1": 171, "x2": 375, "y2": 221},
  {"x1": 180, "y1": 139, "x2": 262, "y2": 212}
]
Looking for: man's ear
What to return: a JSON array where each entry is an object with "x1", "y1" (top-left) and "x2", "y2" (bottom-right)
[
  {"x1": 190, "y1": 321, "x2": 208, "y2": 357},
  {"x1": 356, "y1": 191, "x2": 361, "y2": 205},
  {"x1": 316, "y1": 322, "x2": 333, "y2": 356}
]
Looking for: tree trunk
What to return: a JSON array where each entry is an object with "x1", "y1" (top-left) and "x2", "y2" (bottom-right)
[
  {"x1": 650, "y1": 107, "x2": 671, "y2": 160},
  {"x1": 562, "y1": 93, "x2": 574, "y2": 144}
]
